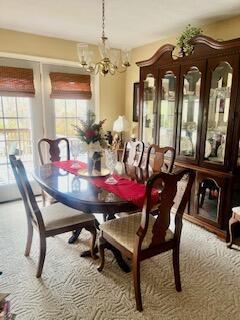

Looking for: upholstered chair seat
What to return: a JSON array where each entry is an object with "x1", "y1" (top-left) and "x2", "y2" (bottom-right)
[
  {"x1": 42, "y1": 203, "x2": 95, "y2": 231},
  {"x1": 100, "y1": 213, "x2": 174, "y2": 253}
]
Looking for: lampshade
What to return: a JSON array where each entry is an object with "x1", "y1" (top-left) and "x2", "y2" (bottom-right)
[{"x1": 113, "y1": 116, "x2": 130, "y2": 132}]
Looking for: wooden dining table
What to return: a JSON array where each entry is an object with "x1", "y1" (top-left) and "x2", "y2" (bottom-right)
[{"x1": 33, "y1": 161, "x2": 148, "y2": 272}]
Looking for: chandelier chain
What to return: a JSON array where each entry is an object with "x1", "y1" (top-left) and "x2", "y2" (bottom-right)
[{"x1": 102, "y1": 0, "x2": 105, "y2": 39}]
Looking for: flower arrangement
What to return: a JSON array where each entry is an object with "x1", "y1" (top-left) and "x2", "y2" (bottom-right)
[
  {"x1": 73, "y1": 111, "x2": 106, "y2": 145},
  {"x1": 177, "y1": 24, "x2": 202, "y2": 56}
]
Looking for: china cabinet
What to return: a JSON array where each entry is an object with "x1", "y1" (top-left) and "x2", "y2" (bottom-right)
[{"x1": 137, "y1": 35, "x2": 240, "y2": 239}]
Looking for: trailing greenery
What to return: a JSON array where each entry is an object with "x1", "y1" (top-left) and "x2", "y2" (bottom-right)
[{"x1": 177, "y1": 24, "x2": 202, "y2": 56}]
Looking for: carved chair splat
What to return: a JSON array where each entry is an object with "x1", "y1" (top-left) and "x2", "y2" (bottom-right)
[{"x1": 38, "y1": 138, "x2": 70, "y2": 206}]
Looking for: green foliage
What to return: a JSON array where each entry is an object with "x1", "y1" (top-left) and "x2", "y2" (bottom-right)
[
  {"x1": 177, "y1": 24, "x2": 202, "y2": 56},
  {"x1": 73, "y1": 111, "x2": 106, "y2": 145}
]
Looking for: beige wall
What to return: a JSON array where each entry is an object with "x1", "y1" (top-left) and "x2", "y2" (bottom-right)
[
  {"x1": 1, "y1": 14, "x2": 240, "y2": 134},
  {"x1": 0, "y1": 28, "x2": 125, "y2": 131},
  {"x1": 125, "y1": 15, "x2": 240, "y2": 136}
]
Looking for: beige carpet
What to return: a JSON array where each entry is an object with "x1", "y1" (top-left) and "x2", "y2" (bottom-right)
[{"x1": 0, "y1": 200, "x2": 240, "y2": 320}]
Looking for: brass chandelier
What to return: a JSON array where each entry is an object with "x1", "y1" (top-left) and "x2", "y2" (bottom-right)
[{"x1": 77, "y1": 0, "x2": 131, "y2": 76}]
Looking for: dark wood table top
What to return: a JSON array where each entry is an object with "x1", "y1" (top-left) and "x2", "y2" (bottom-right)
[{"x1": 33, "y1": 162, "x2": 145, "y2": 214}]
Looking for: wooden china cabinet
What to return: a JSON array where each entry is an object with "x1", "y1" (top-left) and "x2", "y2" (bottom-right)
[{"x1": 137, "y1": 35, "x2": 240, "y2": 239}]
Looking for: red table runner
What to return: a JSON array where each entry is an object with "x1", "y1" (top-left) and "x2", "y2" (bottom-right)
[
  {"x1": 53, "y1": 160, "x2": 87, "y2": 174},
  {"x1": 53, "y1": 160, "x2": 159, "y2": 208}
]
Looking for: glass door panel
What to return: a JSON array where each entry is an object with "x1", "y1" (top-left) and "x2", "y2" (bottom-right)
[
  {"x1": 142, "y1": 74, "x2": 156, "y2": 146},
  {"x1": 0, "y1": 96, "x2": 33, "y2": 186},
  {"x1": 197, "y1": 178, "x2": 220, "y2": 223},
  {"x1": 179, "y1": 67, "x2": 201, "y2": 158},
  {"x1": 159, "y1": 71, "x2": 176, "y2": 147},
  {"x1": 204, "y1": 62, "x2": 232, "y2": 164}
]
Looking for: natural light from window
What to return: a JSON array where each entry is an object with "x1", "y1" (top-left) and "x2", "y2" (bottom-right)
[
  {"x1": 0, "y1": 96, "x2": 33, "y2": 185},
  {"x1": 54, "y1": 99, "x2": 88, "y2": 138}
]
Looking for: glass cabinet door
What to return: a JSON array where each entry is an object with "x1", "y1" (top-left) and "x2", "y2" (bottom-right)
[
  {"x1": 159, "y1": 71, "x2": 176, "y2": 147},
  {"x1": 196, "y1": 176, "x2": 221, "y2": 224},
  {"x1": 179, "y1": 67, "x2": 202, "y2": 159},
  {"x1": 142, "y1": 74, "x2": 156, "y2": 146},
  {"x1": 203, "y1": 62, "x2": 233, "y2": 164}
]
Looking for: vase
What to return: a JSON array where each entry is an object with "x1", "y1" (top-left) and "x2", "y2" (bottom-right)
[{"x1": 87, "y1": 151, "x2": 101, "y2": 174}]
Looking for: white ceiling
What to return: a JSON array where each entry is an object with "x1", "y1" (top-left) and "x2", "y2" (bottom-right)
[{"x1": 1, "y1": 0, "x2": 240, "y2": 49}]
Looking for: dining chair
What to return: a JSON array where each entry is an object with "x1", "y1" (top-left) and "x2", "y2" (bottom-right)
[
  {"x1": 145, "y1": 144, "x2": 175, "y2": 176},
  {"x1": 122, "y1": 140, "x2": 145, "y2": 167},
  {"x1": 227, "y1": 206, "x2": 240, "y2": 248},
  {"x1": 38, "y1": 138, "x2": 70, "y2": 206},
  {"x1": 97, "y1": 168, "x2": 194, "y2": 311},
  {"x1": 9, "y1": 155, "x2": 97, "y2": 278},
  {"x1": 38, "y1": 137, "x2": 70, "y2": 165}
]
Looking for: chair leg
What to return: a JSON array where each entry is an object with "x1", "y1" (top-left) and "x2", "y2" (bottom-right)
[
  {"x1": 133, "y1": 255, "x2": 143, "y2": 312},
  {"x1": 24, "y1": 222, "x2": 33, "y2": 257},
  {"x1": 36, "y1": 236, "x2": 46, "y2": 278},
  {"x1": 85, "y1": 225, "x2": 98, "y2": 260},
  {"x1": 41, "y1": 190, "x2": 46, "y2": 207},
  {"x1": 173, "y1": 246, "x2": 181, "y2": 292},
  {"x1": 97, "y1": 233, "x2": 106, "y2": 272},
  {"x1": 227, "y1": 217, "x2": 238, "y2": 249}
]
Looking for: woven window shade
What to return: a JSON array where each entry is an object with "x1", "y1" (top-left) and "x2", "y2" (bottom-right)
[
  {"x1": 0, "y1": 66, "x2": 35, "y2": 97},
  {"x1": 49, "y1": 72, "x2": 92, "y2": 100}
]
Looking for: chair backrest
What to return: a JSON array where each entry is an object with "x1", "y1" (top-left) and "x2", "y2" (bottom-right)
[
  {"x1": 9, "y1": 155, "x2": 45, "y2": 232},
  {"x1": 38, "y1": 138, "x2": 70, "y2": 165},
  {"x1": 145, "y1": 144, "x2": 175, "y2": 174},
  {"x1": 137, "y1": 169, "x2": 194, "y2": 250},
  {"x1": 122, "y1": 140, "x2": 145, "y2": 167}
]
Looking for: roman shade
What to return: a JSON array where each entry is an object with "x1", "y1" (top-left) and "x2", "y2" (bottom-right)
[
  {"x1": 0, "y1": 66, "x2": 35, "y2": 97},
  {"x1": 49, "y1": 72, "x2": 92, "y2": 99}
]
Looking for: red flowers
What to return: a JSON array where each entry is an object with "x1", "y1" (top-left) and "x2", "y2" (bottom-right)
[
  {"x1": 85, "y1": 129, "x2": 96, "y2": 139},
  {"x1": 73, "y1": 111, "x2": 106, "y2": 146}
]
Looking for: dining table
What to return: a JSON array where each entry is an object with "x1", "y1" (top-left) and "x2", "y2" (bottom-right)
[{"x1": 33, "y1": 159, "x2": 150, "y2": 272}]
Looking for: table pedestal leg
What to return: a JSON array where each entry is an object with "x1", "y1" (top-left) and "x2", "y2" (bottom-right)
[
  {"x1": 78, "y1": 215, "x2": 130, "y2": 273},
  {"x1": 106, "y1": 243, "x2": 131, "y2": 273},
  {"x1": 80, "y1": 243, "x2": 130, "y2": 273},
  {"x1": 68, "y1": 228, "x2": 82, "y2": 244}
]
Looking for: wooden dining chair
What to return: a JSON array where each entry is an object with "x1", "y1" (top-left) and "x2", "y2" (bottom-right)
[
  {"x1": 145, "y1": 144, "x2": 175, "y2": 175},
  {"x1": 38, "y1": 138, "x2": 70, "y2": 205},
  {"x1": 97, "y1": 168, "x2": 194, "y2": 311},
  {"x1": 227, "y1": 206, "x2": 240, "y2": 248},
  {"x1": 122, "y1": 140, "x2": 145, "y2": 167},
  {"x1": 9, "y1": 155, "x2": 97, "y2": 278},
  {"x1": 38, "y1": 137, "x2": 70, "y2": 165}
]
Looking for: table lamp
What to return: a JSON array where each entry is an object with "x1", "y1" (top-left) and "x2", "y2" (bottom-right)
[{"x1": 113, "y1": 115, "x2": 130, "y2": 147}]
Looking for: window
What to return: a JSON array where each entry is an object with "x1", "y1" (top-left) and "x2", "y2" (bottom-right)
[
  {"x1": 0, "y1": 59, "x2": 96, "y2": 201},
  {"x1": 0, "y1": 96, "x2": 33, "y2": 184},
  {"x1": 54, "y1": 99, "x2": 88, "y2": 138}
]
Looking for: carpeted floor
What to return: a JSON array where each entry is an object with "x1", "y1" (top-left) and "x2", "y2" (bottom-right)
[{"x1": 0, "y1": 200, "x2": 240, "y2": 320}]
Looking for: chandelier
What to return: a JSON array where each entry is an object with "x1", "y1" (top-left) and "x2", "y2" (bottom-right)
[{"x1": 77, "y1": 0, "x2": 131, "y2": 76}]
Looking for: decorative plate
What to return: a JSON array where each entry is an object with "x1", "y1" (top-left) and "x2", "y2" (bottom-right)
[
  {"x1": 77, "y1": 167, "x2": 110, "y2": 177},
  {"x1": 205, "y1": 140, "x2": 212, "y2": 158}
]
